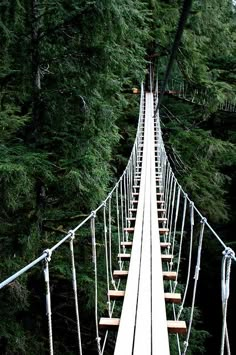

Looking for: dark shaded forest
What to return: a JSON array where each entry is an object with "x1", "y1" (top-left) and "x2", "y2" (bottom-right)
[{"x1": 0, "y1": 0, "x2": 235, "y2": 354}]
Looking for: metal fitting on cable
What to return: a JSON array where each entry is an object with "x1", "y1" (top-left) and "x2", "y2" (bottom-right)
[
  {"x1": 68, "y1": 230, "x2": 75, "y2": 240},
  {"x1": 183, "y1": 340, "x2": 188, "y2": 352},
  {"x1": 43, "y1": 249, "x2": 52, "y2": 263},
  {"x1": 223, "y1": 247, "x2": 235, "y2": 260},
  {"x1": 91, "y1": 210, "x2": 96, "y2": 218},
  {"x1": 102, "y1": 201, "x2": 106, "y2": 208},
  {"x1": 201, "y1": 217, "x2": 207, "y2": 224}
]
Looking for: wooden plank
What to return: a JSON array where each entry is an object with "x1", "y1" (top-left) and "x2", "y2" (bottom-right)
[
  {"x1": 124, "y1": 227, "x2": 134, "y2": 232},
  {"x1": 161, "y1": 254, "x2": 173, "y2": 261},
  {"x1": 167, "y1": 321, "x2": 187, "y2": 334},
  {"x1": 149, "y1": 93, "x2": 170, "y2": 355},
  {"x1": 113, "y1": 270, "x2": 128, "y2": 279},
  {"x1": 121, "y1": 241, "x2": 133, "y2": 248},
  {"x1": 126, "y1": 217, "x2": 136, "y2": 221},
  {"x1": 118, "y1": 253, "x2": 131, "y2": 260},
  {"x1": 133, "y1": 92, "x2": 152, "y2": 355},
  {"x1": 158, "y1": 217, "x2": 168, "y2": 221},
  {"x1": 164, "y1": 293, "x2": 181, "y2": 303},
  {"x1": 108, "y1": 290, "x2": 125, "y2": 300},
  {"x1": 163, "y1": 271, "x2": 177, "y2": 280},
  {"x1": 159, "y1": 228, "x2": 169, "y2": 234},
  {"x1": 160, "y1": 242, "x2": 171, "y2": 248},
  {"x1": 99, "y1": 317, "x2": 120, "y2": 330},
  {"x1": 115, "y1": 92, "x2": 170, "y2": 355}
]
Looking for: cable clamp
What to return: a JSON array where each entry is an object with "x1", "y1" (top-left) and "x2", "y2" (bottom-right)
[
  {"x1": 201, "y1": 217, "x2": 207, "y2": 224},
  {"x1": 223, "y1": 247, "x2": 235, "y2": 260},
  {"x1": 103, "y1": 201, "x2": 107, "y2": 208},
  {"x1": 183, "y1": 341, "x2": 188, "y2": 352},
  {"x1": 68, "y1": 230, "x2": 75, "y2": 240},
  {"x1": 43, "y1": 249, "x2": 52, "y2": 262},
  {"x1": 96, "y1": 336, "x2": 101, "y2": 351},
  {"x1": 91, "y1": 210, "x2": 96, "y2": 218}
]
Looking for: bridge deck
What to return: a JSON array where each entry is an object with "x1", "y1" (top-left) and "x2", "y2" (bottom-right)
[{"x1": 114, "y1": 93, "x2": 170, "y2": 354}]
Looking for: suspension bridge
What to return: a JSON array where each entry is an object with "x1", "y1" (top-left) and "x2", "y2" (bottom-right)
[
  {"x1": 0, "y1": 78, "x2": 235, "y2": 354},
  {"x1": 158, "y1": 78, "x2": 236, "y2": 113}
]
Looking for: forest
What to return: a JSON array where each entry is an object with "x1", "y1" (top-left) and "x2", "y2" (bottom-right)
[{"x1": 0, "y1": 0, "x2": 236, "y2": 354}]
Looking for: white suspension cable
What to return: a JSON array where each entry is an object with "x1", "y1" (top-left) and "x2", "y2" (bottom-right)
[
  {"x1": 220, "y1": 247, "x2": 235, "y2": 355},
  {"x1": 116, "y1": 185, "x2": 122, "y2": 270},
  {"x1": 90, "y1": 213, "x2": 102, "y2": 355},
  {"x1": 43, "y1": 249, "x2": 54, "y2": 355},
  {"x1": 167, "y1": 174, "x2": 174, "y2": 229},
  {"x1": 174, "y1": 193, "x2": 187, "y2": 292},
  {"x1": 177, "y1": 201, "x2": 194, "y2": 320},
  {"x1": 119, "y1": 179, "x2": 125, "y2": 245},
  {"x1": 170, "y1": 185, "x2": 181, "y2": 270},
  {"x1": 167, "y1": 178, "x2": 177, "y2": 246},
  {"x1": 69, "y1": 231, "x2": 83, "y2": 355},
  {"x1": 108, "y1": 195, "x2": 117, "y2": 290},
  {"x1": 182, "y1": 218, "x2": 206, "y2": 355},
  {"x1": 103, "y1": 203, "x2": 111, "y2": 316}
]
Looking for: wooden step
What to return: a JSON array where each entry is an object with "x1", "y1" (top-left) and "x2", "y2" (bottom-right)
[
  {"x1": 124, "y1": 227, "x2": 168, "y2": 234},
  {"x1": 160, "y1": 242, "x2": 171, "y2": 248},
  {"x1": 126, "y1": 217, "x2": 136, "y2": 221},
  {"x1": 130, "y1": 200, "x2": 139, "y2": 204},
  {"x1": 99, "y1": 318, "x2": 187, "y2": 334},
  {"x1": 113, "y1": 270, "x2": 128, "y2": 279},
  {"x1": 108, "y1": 290, "x2": 125, "y2": 300},
  {"x1": 133, "y1": 185, "x2": 140, "y2": 188},
  {"x1": 113, "y1": 269, "x2": 175, "y2": 281},
  {"x1": 157, "y1": 208, "x2": 166, "y2": 212},
  {"x1": 121, "y1": 241, "x2": 133, "y2": 248},
  {"x1": 157, "y1": 200, "x2": 165, "y2": 204},
  {"x1": 161, "y1": 254, "x2": 173, "y2": 261},
  {"x1": 120, "y1": 241, "x2": 170, "y2": 249},
  {"x1": 99, "y1": 317, "x2": 120, "y2": 330},
  {"x1": 163, "y1": 271, "x2": 177, "y2": 281},
  {"x1": 108, "y1": 290, "x2": 181, "y2": 304},
  {"x1": 164, "y1": 293, "x2": 181, "y2": 303},
  {"x1": 167, "y1": 321, "x2": 187, "y2": 334},
  {"x1": 124, "y1": 227, "x2": 134, "y2": 233},
  {"x1": 132, "y1": 192, "x2": 139, "y2": 196},
  {"x1": 159, "y1": 228, "x2": 169, "y2": 234},
  {"x1": 118, "y1": 253, "x2": 131, "y2": 260},
  {"x1": 129, "y1": 208, "x2": 137, "y2": 212},
  {"x1": 156, "y1": 192, "x2": 164, "y2": 196},
  {"x1": 158, "y1": 217, "x2": 168, "y2": 221}
]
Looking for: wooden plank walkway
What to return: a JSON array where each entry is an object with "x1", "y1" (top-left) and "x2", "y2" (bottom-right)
[
  {"x1": 99, "y1": 92, "x2": 186, "y2": 354},
  {"x1": 114, "y1": 93, "x2": 170, "y2": 354}
]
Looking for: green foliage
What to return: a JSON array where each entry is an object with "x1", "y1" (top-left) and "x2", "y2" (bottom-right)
[
  {"x1": 168, "y1": 128, "x2": 236, "y2": 221},
  {"x1": 0, "y1": 0, "x2": 235, "y2": 353}
]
